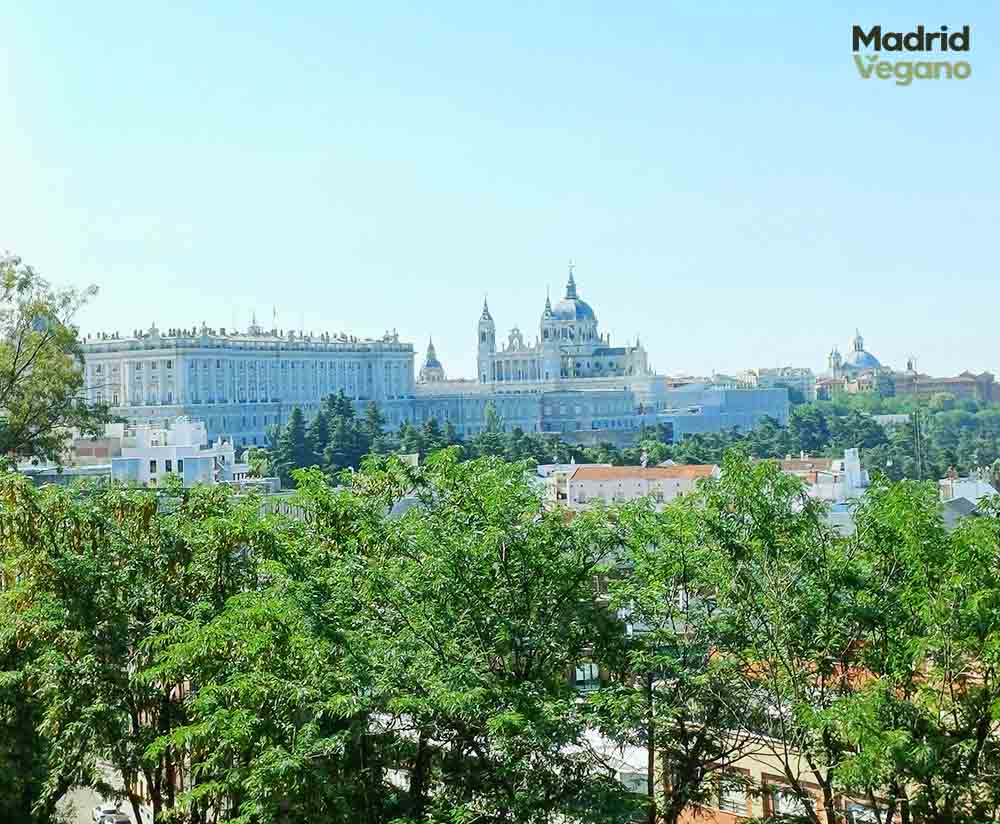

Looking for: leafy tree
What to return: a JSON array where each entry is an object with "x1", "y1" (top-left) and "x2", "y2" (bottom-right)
[
  {"x1": 0, "y1": 254, "x2": 109, "y2": 466},
  {"x1": 394, "y1": 421, "x2": 422, "y2": 458},
  {"x1": 700, "y1": 450, "x2": 866, "y2": 824},
  {"x1": 789, "y1": 405, "x2": 831, "y2": 455},
  {"x1": 0, "y1": 478, "x2": 289, "y2": 822},
  {"x1": 244, "y1": 446, "x2": 271, "y2": 478},
  {"x1": 307, "y1": 450, "x2": 636, "y2": 822},
  {"x1": 593, "y1": 500, "x2": 756, "y2": 824},
  {"x1": 839, "y1": 479, "x2": 1000, "y2": 823}
]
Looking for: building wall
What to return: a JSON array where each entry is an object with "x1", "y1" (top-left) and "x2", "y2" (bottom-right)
[
  {"x1": 893, "y1": 371, "x2": 995, "y2": 402},
  {"x1": 83, "y1": 325, "x2": 415, "y2": 447}
]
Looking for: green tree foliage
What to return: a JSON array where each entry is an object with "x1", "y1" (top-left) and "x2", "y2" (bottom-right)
[
  {"x1": 592, "y1": 499, "x2": 757, "y2": 824},
  {"x1": 244, "y1": 446, "x2": 271, "y2": 478},
  {"x1": 4, "y1": 446, "x2": 1000, "y2": 822},
  {"x1": 296, "y1": 451, "x2": 636, "y2": 822},
  {"x1": 0, "y1": 477, "x2": 301, "y2": 822},
  {"x1": 0, "y1": 254, "x2": 109, "y2": 466},
  {"x1": 838, "y1": 480, "x2": 1000, "y2": 823},
  {"x1": 272, "y1": 406, "x2": 310, "y2": 485},
  {"x1": 699, "y1": 451, "x2": 868, "y2": 824},
  {"x1": 306, "y1": 406, "x2": 330, "y2": 466}
]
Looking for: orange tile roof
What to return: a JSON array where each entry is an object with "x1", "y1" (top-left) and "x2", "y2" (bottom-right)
[{"x1": 570, "y1": 465, "x2": 717, "y2": 482}]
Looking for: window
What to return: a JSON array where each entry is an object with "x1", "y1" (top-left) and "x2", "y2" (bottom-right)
[
  {"x1": 847, "y1": 804, "x2": 880, "y2": 824},
  {"x1": 149, "y1": 459, "x2": 157, "y2": 473},
  {"x1": 718, "y1": 775, "x2": 748, "y2": 815},
  {"x1": 165, "y1": 459, "x2": 172, "y2": 472},
  {"x1": 177, "y1": 459, "x2": 184, "y2": 473},
  {"x1": 619, "y1": 771, "x2": 648, "y2": 795},
  {"x1": 772, "y1": 789, "x2": 813, "y2": 818},
  {"x1": 573, "y1": 662, "x2": 600, "y2": 692}
]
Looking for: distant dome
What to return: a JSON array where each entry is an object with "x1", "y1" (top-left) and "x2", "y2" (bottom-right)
[
  {"x1": 844, "y1": 349, "x2": 882, "y2": 370},
  {"x1": 843, "y1": 330, "x2": 881, "y2": 371},
  {"x1": 419, "y1": 338, "x2": 446, "y2": 383},
  {"x1": 550, "y1": 269, "x2": 597, "y2": 322}
]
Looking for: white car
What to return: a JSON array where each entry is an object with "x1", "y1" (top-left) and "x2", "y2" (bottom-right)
[
  {"x1": 92, "y1": 804, "x2": 118, "y2": 822},
  {"x1": 99, "y1": 815, "x2": 131, "y2": 824}
]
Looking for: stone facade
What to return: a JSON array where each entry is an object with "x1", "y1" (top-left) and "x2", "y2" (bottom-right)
[
  {"x1": 83, "y1": 269, "x2": 789, "y2": 448},
  {"x1": 82, "y1": 321, "x2": 415, "y2": 448}
]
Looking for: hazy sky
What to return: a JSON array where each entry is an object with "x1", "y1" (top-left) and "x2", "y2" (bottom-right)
[{"x1": 2, "y1": 1, "x2": 997, "y2": 379}]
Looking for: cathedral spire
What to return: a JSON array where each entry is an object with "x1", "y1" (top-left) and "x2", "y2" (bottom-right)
[
  {"x1": 543, "y1": 285, "x2": 552, "y2": 316},
  {"x1": 853, "y1": 328, "x2": 864, "y2": 352},
  {"x1": 481, "y1": 296, "x2": 492, "y2": 321},
  {"x1": 565, "y1": 260, "x2": 578, "y2": 299}
]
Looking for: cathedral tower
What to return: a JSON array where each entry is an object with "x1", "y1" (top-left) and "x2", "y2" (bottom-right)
[{"x1": 477, "y1": 298, "x2": 495, "y2": 383}]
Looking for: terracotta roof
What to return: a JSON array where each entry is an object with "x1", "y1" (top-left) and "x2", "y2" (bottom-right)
[
  {"x1": 777, "y1": 458, "x2": 835, "y2": 473},
  {"x1": 570, "y1": 465, "x2": 717, "y2": 482}
]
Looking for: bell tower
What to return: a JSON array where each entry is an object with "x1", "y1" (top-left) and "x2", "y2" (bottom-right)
[{"x1": 477, "y1": 297, "x2": 495, "y2": 383}]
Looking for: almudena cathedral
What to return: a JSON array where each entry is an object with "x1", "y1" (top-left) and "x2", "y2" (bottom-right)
[{"x1": 80, "y1": 268, "x2": 788, "y2": 449}]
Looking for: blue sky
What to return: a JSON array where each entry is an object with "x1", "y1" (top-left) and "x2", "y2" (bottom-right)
[{"x1": 2, "y1": 1, "x2": 997, "y2": 379}]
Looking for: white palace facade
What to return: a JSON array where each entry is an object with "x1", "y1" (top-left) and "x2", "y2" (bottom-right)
[{"x1": 82, "y1": 267, "x2": 788, "y2": 449}]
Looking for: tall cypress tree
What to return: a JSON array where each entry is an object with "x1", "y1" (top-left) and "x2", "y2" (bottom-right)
[
  {"x1": 324, "y1": 417, "x2": 354, "y2": 474},
  {"x1": 274, "y1": 407, "x2": 309, "y2": 485},
  {"x1": 306, "y1": 408, "x2": 330, "y2": 466},
  {"x1": 362, "y1": 402, "x2": 387, "y2": 454}
]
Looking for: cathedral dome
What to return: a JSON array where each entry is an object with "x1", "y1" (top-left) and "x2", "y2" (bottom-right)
[
  {"x1": 550, "y1": 269, "x2": 596, "y2": 321},
  {"x1": 843, "y1": 329, "x2": 881, "y2": 370},
  {"x1": 843, "y1": 349, "x2": 881, "y2": 370},
  {"x1": 419, "y1": 338, "x2": 446, "y2": 383},
  {"x1": 552, "y1": 297, "x2": 596, "y2": 321}
]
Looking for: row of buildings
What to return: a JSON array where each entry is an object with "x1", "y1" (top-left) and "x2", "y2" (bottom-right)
[
  {"x1": 711, "y1": 330, "x2": 995, "y2": 404},
  {"x1": 80, "y1": 268, "x2": 788, "y2": 449}
]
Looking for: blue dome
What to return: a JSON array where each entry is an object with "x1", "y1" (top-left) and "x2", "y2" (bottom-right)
[
  {"x1": 843, "y1": 330, "x2": 881, "y2": 370},
  {"x1": 844, "y1": 349, "x2": 881, "y2": 370},
  {"x1": 550, "y1": 269, "x2": 596, "y2": 321},
  {"x1": 551, "y1": 297, "x2": 596, "y2": 321}
]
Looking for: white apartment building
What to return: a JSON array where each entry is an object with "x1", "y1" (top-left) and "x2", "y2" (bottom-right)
[
  {"x1": 110, "y1": 418, "x2": 237, "y2": 487},
  {"x1": 939, "y1": 468, "x2": 998, "y2": 506},
  {"x1": 564, "y1": 464, "x2": 720, "y2": 510},
  {"x1": 775, "y1": 449, "x2": 869, "y2": 503}
]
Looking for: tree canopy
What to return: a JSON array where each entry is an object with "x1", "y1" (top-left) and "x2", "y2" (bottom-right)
[{"x1": 0, "y1": 254, "x2": 109, "y2": 466}]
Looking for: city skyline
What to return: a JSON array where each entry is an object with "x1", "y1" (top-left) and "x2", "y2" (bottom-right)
[{"x1": 3, "y1": 1, "x2": 998, "y2": 379}]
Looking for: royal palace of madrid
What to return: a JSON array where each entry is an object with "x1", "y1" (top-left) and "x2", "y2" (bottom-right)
[{"x1": 81, "y1": 266, "x2": 787, "y2": 449}]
